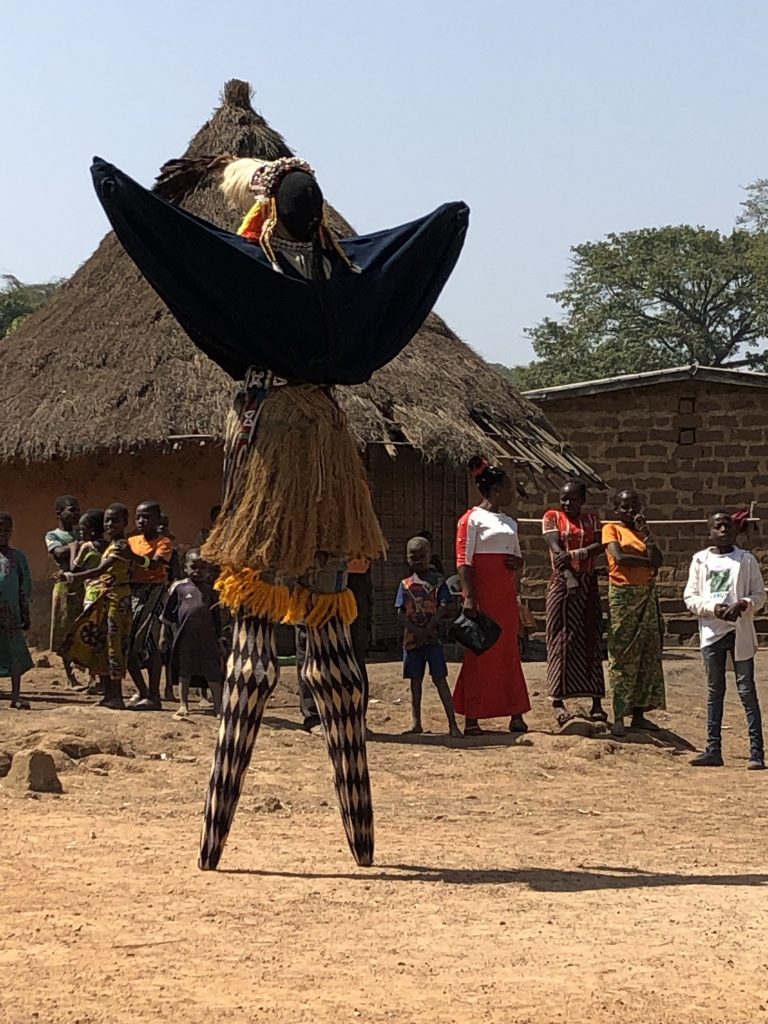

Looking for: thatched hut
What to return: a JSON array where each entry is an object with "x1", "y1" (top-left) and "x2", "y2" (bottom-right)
[{"x1": 0, "y1": 80, "x2": 597, "y2": 647}]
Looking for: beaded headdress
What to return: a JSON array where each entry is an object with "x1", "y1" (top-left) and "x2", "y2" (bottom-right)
[{"x1": 236, "y1": 156, "x2": 356, "y2": 273}]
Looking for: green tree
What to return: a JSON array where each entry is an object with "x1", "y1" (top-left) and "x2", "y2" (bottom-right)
[
  {"x1": 489, "y1": 362, "x2": 531, "y2": 389},
  {"x1": 0, "y1": 275, "x2": 62, "y2": 338},
  {"x1": 737, "y1": 178, "x2": 768, "y2": 233},
  {"x1": 512, "y1": 226, "x2": 768, "y2": 390}
]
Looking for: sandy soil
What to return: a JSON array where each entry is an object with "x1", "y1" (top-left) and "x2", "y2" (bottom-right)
[{"x1": 2, "y1": 651, "x2": 768, "y2": 1024}]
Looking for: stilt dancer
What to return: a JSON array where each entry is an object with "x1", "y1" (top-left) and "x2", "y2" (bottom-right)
[{"x1": 91, "y1": 150, "x2": 468, "y2": 867}]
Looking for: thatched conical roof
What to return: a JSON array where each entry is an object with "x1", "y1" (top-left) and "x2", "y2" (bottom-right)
[{"x1": 0, "y1": 80, "x2": 598, "y2": 485}]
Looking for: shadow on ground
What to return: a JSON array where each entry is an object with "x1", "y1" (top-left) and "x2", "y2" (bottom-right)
[{"x1": 218, "y1": 862, "x2": 768, "y2": 890}]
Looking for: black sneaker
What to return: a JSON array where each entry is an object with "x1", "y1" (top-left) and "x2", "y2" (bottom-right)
[
  {"x1": 690, "y1": 750, "x2": 724, "y2": 767},
  {"x1": 747, "y1": 756, "x2": 765, "y2": 771}
]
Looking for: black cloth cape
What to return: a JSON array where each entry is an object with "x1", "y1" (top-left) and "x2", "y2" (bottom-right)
[{"x1": 91, "y1": 158, "x2": 469, "y2": 384}]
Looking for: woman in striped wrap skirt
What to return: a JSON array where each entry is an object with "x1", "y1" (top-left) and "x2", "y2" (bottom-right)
[{"x1": 542, "y1": 480, "x2": 606, "y2": 727}]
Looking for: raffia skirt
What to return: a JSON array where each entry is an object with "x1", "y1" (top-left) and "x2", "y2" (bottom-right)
[{"x1": 202, "y1": 384, "x2": 386, "y2": 625}]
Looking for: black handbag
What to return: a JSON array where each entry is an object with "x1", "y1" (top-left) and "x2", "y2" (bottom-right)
[{"x1": 449, "y1": 610, "x2": 502, "y2": 655}]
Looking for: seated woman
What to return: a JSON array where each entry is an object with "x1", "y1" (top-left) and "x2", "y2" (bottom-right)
[
  {"x1": 602, "y1": 489, "x2": 666, "y2": 736},
  {"x1": 453, "y1": 456, "x2": 530, "y2": 735},
  {"x1": 543, "y1": 479, "x2": 606, "y2": 727}
]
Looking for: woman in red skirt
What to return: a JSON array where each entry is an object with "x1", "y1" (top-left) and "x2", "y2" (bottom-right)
[{"x1": 453, "y1": 456, "x2": 531, "y2": 735}]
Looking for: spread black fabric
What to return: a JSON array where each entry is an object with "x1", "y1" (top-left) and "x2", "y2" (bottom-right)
[{"x1": 91, "y1": 158, "x2": 469, "y2": 384}]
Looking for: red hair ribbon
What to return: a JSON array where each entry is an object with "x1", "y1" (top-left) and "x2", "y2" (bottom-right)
[{"x1": 471, "y1": 456, "x2": 490, "y2": 478}]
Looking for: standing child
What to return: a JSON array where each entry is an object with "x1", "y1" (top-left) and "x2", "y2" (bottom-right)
[
  {"x1": 127, "y1": 501, "x2": 173, "y2": 711},
  {"x1": 45, "y1": 494, "x2": 81, "y2": 687},
  {"x1": 0, "y1": 513, "x2": 33, "y2": 709},
  {"x1": 70, "y1": 509, "x2": 108, "y2": 694},
  {"x1": 684, "y1": 510, "x2": 766, "y2": 769},
  {"x1": 161, "y1": 549, "x2": 224, "y2": 720},
  {"x1": 158, "y1": 511, "x2": 184, "y2": 700},
  {"x1": 59, "y1": 503, "x2": 133, "y2": 710},
  {"x1": 396, "y1": 536, "x2": 461, "y2": 737},
  {"x1": 71, "y1": 510, "x2": 107, "y2": 576}
]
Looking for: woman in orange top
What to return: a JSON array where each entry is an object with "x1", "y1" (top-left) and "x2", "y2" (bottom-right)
[{"x1": 603, "y1": 489, "x2": 665, "y2": 736}]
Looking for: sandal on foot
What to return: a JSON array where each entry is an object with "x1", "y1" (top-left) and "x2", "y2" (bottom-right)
[
  {"x1": 130, "y1": 698, "x2": 162, "y2": 712},
  {"x1": 98, "y1": 697, "x2": 126, "y2": 710},
  {"x1": 464, "y1": 724, "x2": 484, "y2": 736},
  {"x1": 590, "y1": 708, "x2": 609, "y2": 723},
  {"x1": 631, "y1": 716, "x2": 659, "y2": 731},
  {"x1": 510, "y1": 717, "x2": 529, "y2": 733},
  {"x1": 554, "y1": 707, "x2": 573, "y2": 728},
  {"x1": 10, "y1": 698, "x2": 30, "y2": 710}
]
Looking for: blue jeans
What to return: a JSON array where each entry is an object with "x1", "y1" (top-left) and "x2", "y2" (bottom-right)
[{"x1": 702, "y1": 631, "x2": 763, "y2": 757}]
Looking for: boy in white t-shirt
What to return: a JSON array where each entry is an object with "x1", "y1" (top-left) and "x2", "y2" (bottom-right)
[{"x1": 684, "y1": 510, "x2": 766, "y2": 769}]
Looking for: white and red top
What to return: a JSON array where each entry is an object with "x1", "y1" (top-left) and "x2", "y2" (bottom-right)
[{"x1": 456, "y1": 506, "x2": 521, "y2": 567}]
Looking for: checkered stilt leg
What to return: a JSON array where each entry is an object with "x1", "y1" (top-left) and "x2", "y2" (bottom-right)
[
  {"x1": 305, "y1": 616, "x2": 374, "y2": 866},
  {"x1": 198, "y1": 613, "x2": 279, "y2": 870}
]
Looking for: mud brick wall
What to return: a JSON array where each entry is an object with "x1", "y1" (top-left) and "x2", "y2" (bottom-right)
[{"x1": 518, "y1": 380, "x2": 768, "y2": 644}]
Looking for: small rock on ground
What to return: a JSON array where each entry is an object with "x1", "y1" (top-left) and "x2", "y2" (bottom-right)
[{"x1": 5, "y1": 749, "x2": 63, "y2": 794}]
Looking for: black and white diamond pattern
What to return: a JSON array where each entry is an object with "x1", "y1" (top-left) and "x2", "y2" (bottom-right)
[
  {"x1": 199, "y1": 614, "x2": 279, "y2": 870},
  {"x1": 305, "y1": 615, "x2": 374, "y2": 866},
  {"x1": 199, "y1": 611, "x2": 374, "y2": 870}
]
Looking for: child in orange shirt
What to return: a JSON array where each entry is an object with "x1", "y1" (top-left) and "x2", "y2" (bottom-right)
[{"x1": 126, "y1": 501, "x2": 173, "y2": 711}]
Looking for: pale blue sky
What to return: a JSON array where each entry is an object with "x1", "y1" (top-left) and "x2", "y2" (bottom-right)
[{"x1": 2, "y1": 0, "x2": 767, "y2": 365}]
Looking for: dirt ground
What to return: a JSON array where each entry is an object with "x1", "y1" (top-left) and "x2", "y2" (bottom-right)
[{"x1": 2, "y1": 651, "x2": 768, "y2": 1024}]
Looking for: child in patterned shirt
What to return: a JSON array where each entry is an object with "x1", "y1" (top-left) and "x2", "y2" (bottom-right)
[{"x1": 395, "y1": 536, "x2": 461, "y2": 737}]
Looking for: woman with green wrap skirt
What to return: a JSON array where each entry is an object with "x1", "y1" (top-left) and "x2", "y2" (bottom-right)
[{"x1": 602, "y1": 489, "x2": 665, "y2": 737}]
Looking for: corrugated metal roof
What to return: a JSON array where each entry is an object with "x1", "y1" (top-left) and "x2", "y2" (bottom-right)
[{"x1": 524, "y1": 364, "x2": 768, "y2": 402}]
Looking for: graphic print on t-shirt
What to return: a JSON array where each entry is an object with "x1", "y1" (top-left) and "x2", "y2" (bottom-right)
[
  {"x1": 707, "y1": 567, "x2": 732, "y2": 600},
  {"x1": 395, "y1": 570, "x2": 451, "y2": 651}
]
